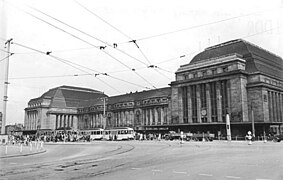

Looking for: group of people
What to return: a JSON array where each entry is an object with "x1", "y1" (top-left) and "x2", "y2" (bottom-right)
[
  {"x1": 135, "y1": 133, "x2": 162, "y2": 141},
  {"x1": 7, "y1": 131, "x2": 168, "y2": 145}
]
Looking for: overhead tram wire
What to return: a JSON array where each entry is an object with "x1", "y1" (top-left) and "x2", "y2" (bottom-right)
[
  {"x1": 24, "y1": 5, "x2": 156, "y2": 88},
  {"x1": 28, "y1": 5, "x2": 148, "y2": 66},
  {"x1": 12, "y1": 42, "x2": 121, "y2": 93},
  {"x1": 118, "y1": 7, "x2": 283, "y2": 44},
  {"x1": 12, "y1": 41, "x2": 151, "y2": 91},
  {"x1": 73, "y1": 0, "x2": 132, "y2": 40},
  {"x1": 8, "y1": 74, "x2": 91, "y2": 80},
  {"x1": 49, "y1": 54, "x2": 152, "y2": 89},
  {"x1": 0, "y1": 55, "x2": 13, "y2": 62},
  {"x1": 72, "y1": 2, "x2": 170, "y2": 82},
  {"x1": 0, "y1": 48, "x2": 12, "y2": 54}
]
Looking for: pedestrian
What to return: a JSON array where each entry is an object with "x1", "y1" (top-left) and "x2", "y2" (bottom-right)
[{"x1": 158, "y1": 133, "x2": 161, "y2": 141}]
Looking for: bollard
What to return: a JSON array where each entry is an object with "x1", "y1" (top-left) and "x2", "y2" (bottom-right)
[
  {"x1": 20, "y1": 143, "x2": 23, "y2": 153},
  {"x1": 30, "y1": 142, "x2": 32, "y2": 152},
  {"x1": 5, "y1": 144, "x2": 8, "y2": 155},
  {"x1": 36, "y1": 142, "x2": 39, "y2": 152},
  {"x1": 39, "y1": 141, "x2": 43, "y2": 150}
]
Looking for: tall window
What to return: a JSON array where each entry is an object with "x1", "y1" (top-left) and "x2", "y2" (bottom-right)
[
  {"x1": 164, "y1": 107, "x2": 168, "y2": 124},
  {"x1": 157, "y1": 108, "x2": 161, "y2": 124},
  {"x1": 152, "y1": 109, "x2": 155, "y2": 125},
  {"x1": 268, "y1": 91, "x2": 273, "y2": 121},
  {"x1": 191, "y1": 85, "x2": 197, "y2": 123},
  {"x1": 220, "y1": 80, "x2": 228, "y2": 122},
  {"x1": 279, "y1": 93, "x2": 282, "y2": 122},
  {"x1": 147, "y1": 109, "x2": 150, "y2": 125},
  {"x1": 182, "y1": 86, "x2": 188, "y2": 123},
  {"x1": 200, "y1": 84, "x2": 207, "y2": 123},
  {"x1": 210, "y1": 82, "x2": 218, "y2": 122},
  {"x1": 143, "y1": 110, "x2": 146, "y2": 125}
]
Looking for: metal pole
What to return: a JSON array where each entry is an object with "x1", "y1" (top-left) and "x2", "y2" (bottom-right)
[
  {"x1": 226, "y1": 114, "x2": 231, "y2": 141},
  {"x1": 101, "y1": 97, "x2": 108, "y2": 129},
  {"x1": 1, "y1": 38, "x2": 12, "y2": 135},
  {"x1": 251, "y1": 104, "x2": 255, "y2": 138}
]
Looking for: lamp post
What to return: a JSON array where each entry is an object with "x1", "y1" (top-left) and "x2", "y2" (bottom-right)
[
  {"x1": 1, "y1": 38, "x2": 13, "y2": 135},
  {"x1": 251, "y1": 103, "x2": 255, "y2": 138},
  {"x1": 101, "y1": 97, "x2": 108, "y2": 129}
]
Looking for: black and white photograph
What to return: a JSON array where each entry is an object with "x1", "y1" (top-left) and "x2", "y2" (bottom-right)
[{"x1": 0, "y1": 0, "x2": 283, "y2": 179}]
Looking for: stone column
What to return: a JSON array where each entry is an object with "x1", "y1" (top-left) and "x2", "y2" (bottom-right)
[
  {"x1": 196, "y1": 84, "x2": 201, "y2": 123},
  {"x1": 149, "y1": 109, "x2": 150, "y2": 125},
  {"x1": 178, "y1": 87, "x2": 184, "y2": 124},
  {"x1": 160, "y1": 107, "x2": 164, "y2": 125},
  {"x1": 152, "y1": 108, "x2": 155, "y2": 125},
  {"x1": 272, "y1": 92, "x2": 276, "y2": 122},
  {"x1": 32, "y1": 112, "x2": 34, "y2": 130},
  {"x1": 55, "y1": 115, "x2": 58, "y2": 129},
  {"x1": 171, "y1": 87, "x2": 179, "y2": 124},
  {"x1": 274, "y1": 92, "x2": 278, "y2": 122},
  {"x1": 30, "y1": 112, "x2": 32, "y2": 130},
  {"x1": 157, "y1": 108, "x2": 161, "y2": 125},
  {"x1": 187, "y1": 86, "x2": 193, "y2": 123},
  {"x1": 280, "y1": 94, "x2": 283, "y2": 122},
  {"x1": 63, "y1": 115, "x2": 66, "y2": 129},
  {"x1": 206, "y1": 83, "x2": 212, "y2": 123},
  {"x1": 216, "y1": 82, "x2": 223, "y2": 122}
]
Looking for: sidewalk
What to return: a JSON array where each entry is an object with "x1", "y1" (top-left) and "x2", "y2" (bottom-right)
[{"x1": 0, "y1": 143, "x2": 46, "y2": 158}]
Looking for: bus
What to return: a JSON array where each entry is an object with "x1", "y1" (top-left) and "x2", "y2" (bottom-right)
[{"x1": 103, "y1": 127, "x2": 135, "y2": 141}]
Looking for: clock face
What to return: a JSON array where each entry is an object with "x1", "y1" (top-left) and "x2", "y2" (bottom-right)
[{"x1": 201, "y1": 109, "x2": 207, "y2": 116}]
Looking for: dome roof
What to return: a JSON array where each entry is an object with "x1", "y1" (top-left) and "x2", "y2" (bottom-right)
[
  {"x1": 29, "y1": 85, "x2": 107, "y2": 108},
  {"x1": 190, "y1": 39, "x2": 283, "y2": 79}
]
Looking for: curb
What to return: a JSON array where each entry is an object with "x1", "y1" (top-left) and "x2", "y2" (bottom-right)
[{"x1": 0, "y1": 149, "x2": 47, "y2": 159}]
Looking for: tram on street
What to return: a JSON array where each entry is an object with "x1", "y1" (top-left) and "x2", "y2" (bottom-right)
[{"x1": 103, "y1": 127, "x2": 135, "y2": 141}]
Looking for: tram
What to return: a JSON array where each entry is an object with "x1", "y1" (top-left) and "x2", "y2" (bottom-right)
[
  {"x1": 78, "y1": 128, "x2": 104, "y2": 140},
  {"x1": 103, "y1": 127, "x2": 135, "y2": 141}
]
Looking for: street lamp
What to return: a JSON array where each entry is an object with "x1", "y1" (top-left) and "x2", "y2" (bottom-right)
[{"x1": 101, "y1": 97, "x2": 108, "y2": 129}]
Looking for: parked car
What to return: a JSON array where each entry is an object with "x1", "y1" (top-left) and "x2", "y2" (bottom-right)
[{"x1": 268, "y1": 134, "x2": 283, "y2": 142}]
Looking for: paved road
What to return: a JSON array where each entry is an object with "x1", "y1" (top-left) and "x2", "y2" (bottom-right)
[{"x1": 1, "y1": 141, "x2": 282, "y2": 180}]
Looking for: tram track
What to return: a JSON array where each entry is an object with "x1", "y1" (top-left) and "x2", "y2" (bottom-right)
[
  {"x1": 0, "y1": 143, "x2": 135, "y2": 179},
  {"x1": 1, "y1": 141, "x2": 212, "y2": 179}
]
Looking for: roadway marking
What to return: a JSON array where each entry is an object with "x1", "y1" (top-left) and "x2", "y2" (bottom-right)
[
  {"x1": 199, "y1": 173, "x2": 213, "y2": 177},
  {"x1": 173, "y1": 171, "x2": 187, "y2": 174},
  {"x1": 256, "y1": 179, "x2": 272, "y2": 180},
  {"x1": 226, "y1": 176, "x2": 241, "y2": 179},
  {"x1": 9, "y1": 163, "x2": 17, "y2": 165},
  {"x1": 131, "y1": 167, "x2": 142, "y2": 170},
  {"x1": 152, "y1": 169, "x2": 163, "y2": 172}
]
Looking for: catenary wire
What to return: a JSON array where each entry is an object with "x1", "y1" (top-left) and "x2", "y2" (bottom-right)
[
  {"x1": 0, "y1": 55, "x2": 13, "y2": 62},
  {"x1": 72, "y1": 1, "x2": 171, "y2": 81},
  {"x1": 74, "y1": 0, "x2": 132, "y2": 40},
  {"x1": 12, "y1": 41, "x2": 152, "y2": 90},
  {"x1": 28, "y1": 5, "x2": 148, "y2": 66},
  {"x1": 119, "y1": 7, "x2": 283, "y2": 43},
  {"x1": 8, "y1": 74, "x2": 91, "y2": 80},
  {"x1": 24, "y1": 4, "x2": 156, "y2": 88},
  {"x1": 12, "y1": 42, "x2": 121, "y2": 93}
]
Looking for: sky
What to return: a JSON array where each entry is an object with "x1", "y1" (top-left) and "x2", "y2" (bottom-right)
[{"x1": 0, "y1": 0, "x2": 283, "y2": 125}]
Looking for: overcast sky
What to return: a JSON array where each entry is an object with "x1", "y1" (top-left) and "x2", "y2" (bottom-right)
[{"x1": 0, "y1": 0, "x2": 282, "y2": 125}]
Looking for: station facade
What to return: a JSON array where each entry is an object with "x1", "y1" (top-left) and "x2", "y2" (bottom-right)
[{"x1": 24, "y1": 39, "x2": 283, "y2": 138}]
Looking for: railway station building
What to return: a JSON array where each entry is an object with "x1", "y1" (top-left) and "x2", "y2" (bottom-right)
[
  {"x1": 24, "y1": 86, "x2": 107, "y2": 131},
  {"x1": 24, "y1": 39, "x2": 283, "y2": 138},
  {"x1": 169, "y1": 39, "x2": 283, "y2": 137}
]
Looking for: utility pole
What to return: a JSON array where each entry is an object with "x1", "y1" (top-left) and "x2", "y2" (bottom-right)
[
  {"x1": 101, "y1": 97, "x2": 108, "y2": 129},
  {"x1": 1, "y1": 38, "x2": 12, "y2": 134},
  {"x1": 251, "y1": 103, "x2": 255, "y2": 138}
]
